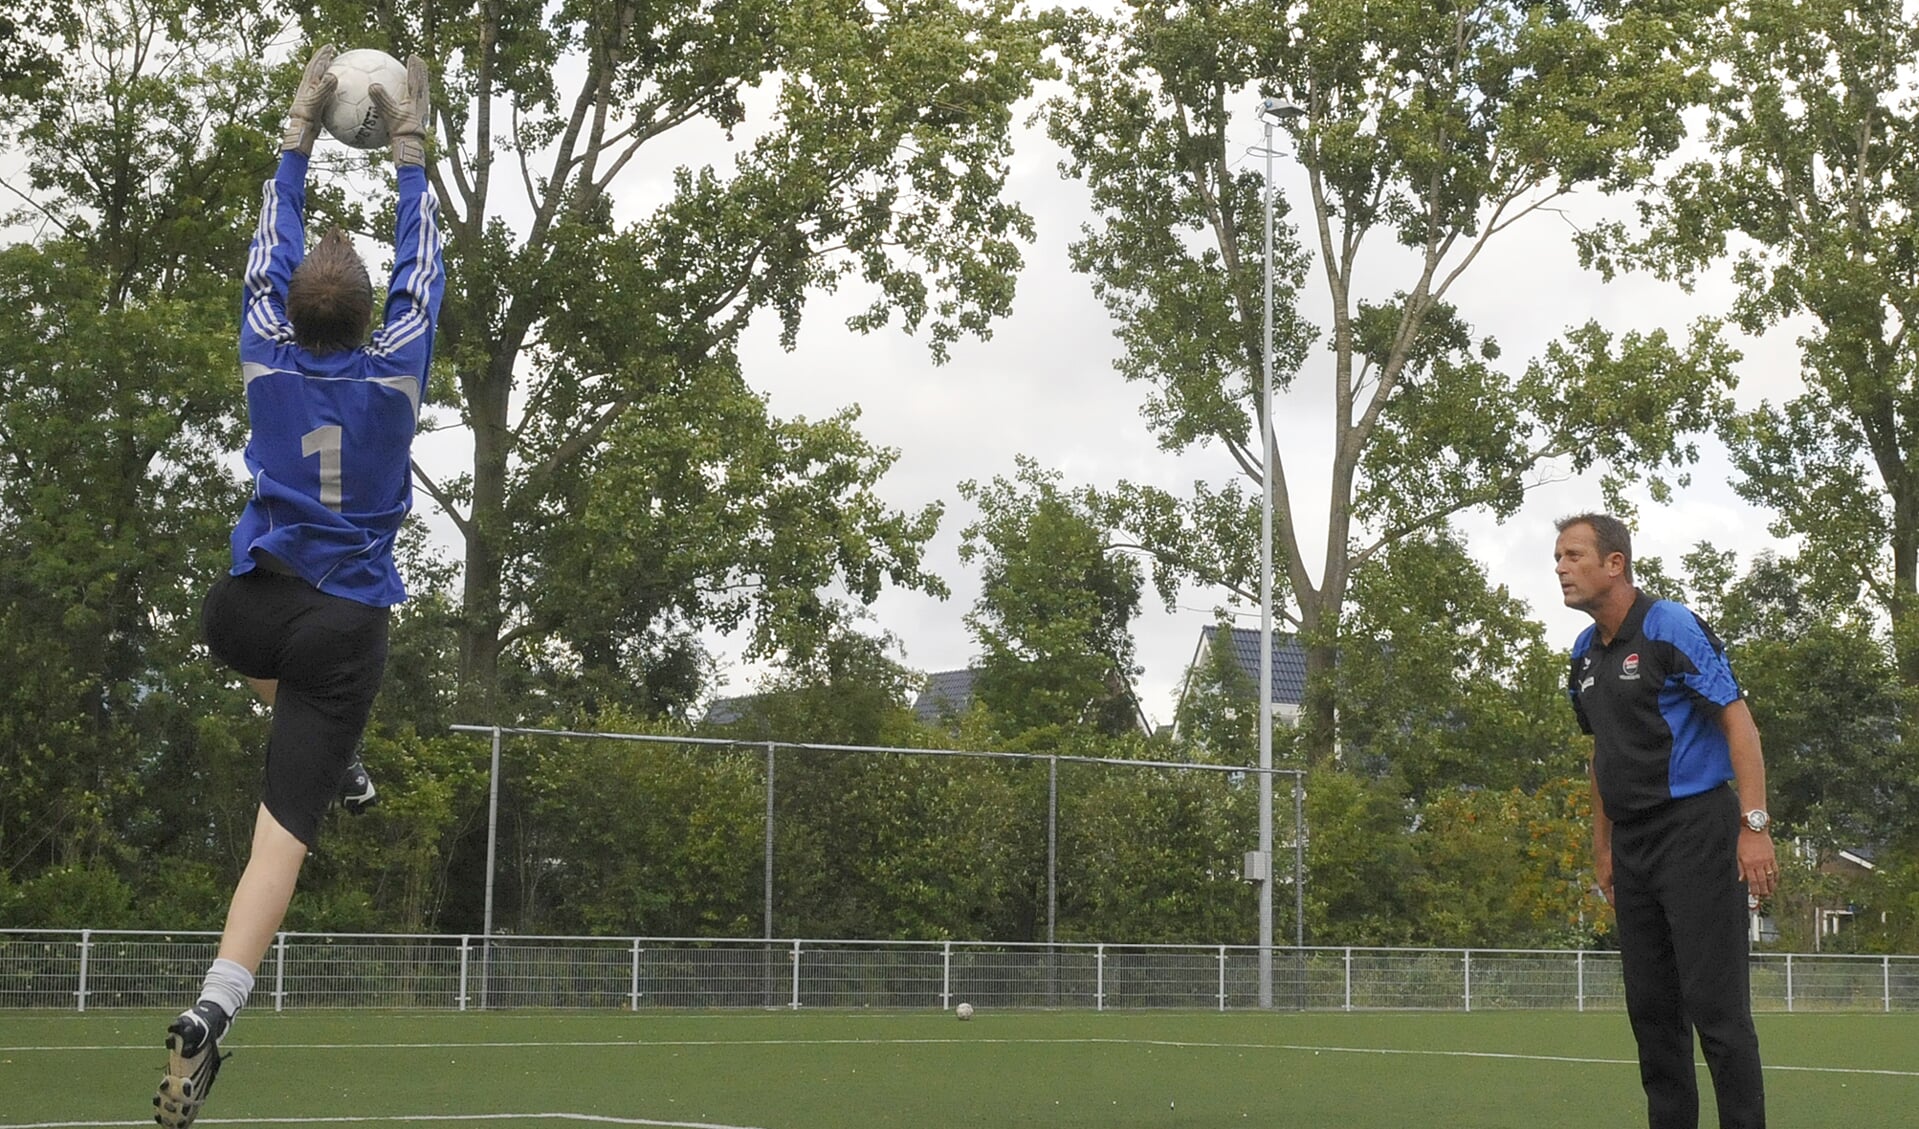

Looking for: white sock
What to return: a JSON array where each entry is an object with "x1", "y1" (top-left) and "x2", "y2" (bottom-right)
[{"x1": 197, "y1": 958, "x2": 254, "y2": 1021}]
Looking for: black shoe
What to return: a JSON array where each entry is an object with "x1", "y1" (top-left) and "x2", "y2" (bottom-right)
[
  {"x1": 155, "y1": 1001, "x2": 229, "y2": 1128},
  {"x1": 340, "y1": 757, "x2": 379, "y2": 815}
]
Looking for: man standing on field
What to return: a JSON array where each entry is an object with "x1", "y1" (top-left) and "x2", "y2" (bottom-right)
[
  {"x1": 1555, "y1": 512, "x2": 1773, "y2": 1129},
  {"x1": 153, "y1": 44, "x2": 442, "y2": 1129}
]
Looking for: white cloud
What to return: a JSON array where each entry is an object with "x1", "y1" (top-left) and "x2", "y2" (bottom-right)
[
  {"x1": 396, "y1": 77, "x2": 1806, "y2": 728},
  {"x1": 705, "y1": 93, "x2": 1806, "y2": 725}
]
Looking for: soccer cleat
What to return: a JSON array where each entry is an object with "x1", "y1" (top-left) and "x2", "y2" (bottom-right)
[
  {"x1": 339, "y1": 756, "x2": 379, "y2": 815},
  {"x1": 154, "y1": 1001, "x2": 229, "y2": 1128}
]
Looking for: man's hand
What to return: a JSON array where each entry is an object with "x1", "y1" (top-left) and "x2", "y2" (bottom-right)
[
  {"x1": 281, "y1": 44, "x2": 338, "y2": 155},
  {"x1": 1739, "y1": 828, "x2": 1779, "y2": 900},
  {"x1": 1594, "y1": 847, "x2": 1614, "y2": 906},
  {"x1": 369, "y1": 55, "x2": 431, "y2": 168}
]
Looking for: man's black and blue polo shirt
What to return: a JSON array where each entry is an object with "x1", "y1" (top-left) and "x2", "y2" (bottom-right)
[{"x1": 1568, "y1": 590, "x2": 1743, "y2": 823}]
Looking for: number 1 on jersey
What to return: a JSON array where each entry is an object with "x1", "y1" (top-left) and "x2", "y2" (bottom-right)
[{"x1": 302, "y1": 425, "x2": 344, "y2": 511}]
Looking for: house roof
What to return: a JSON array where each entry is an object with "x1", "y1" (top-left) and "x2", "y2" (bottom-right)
[
  {"x1": 1199, "y1": 624, "x2": 1308, "y2": 705},
  {"x1": 1836, "y1": 848, "x2": 1878, "y2": 871},
  {"x1": 700, "y1": 693, "x2": 763, "y2": 726},
  {"x1": 912, "y1": 668, "x2": 979, "y2": 723}
]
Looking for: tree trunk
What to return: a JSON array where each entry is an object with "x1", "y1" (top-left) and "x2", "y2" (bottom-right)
[
  {"x1": 1891, "y1": 476, "x2": 1919, "y2": 689},
  {"x1": 457, "y1": 352, "x2": 514, "y2": 717}
]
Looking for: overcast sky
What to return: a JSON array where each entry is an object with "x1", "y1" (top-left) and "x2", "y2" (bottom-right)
[
  {"x1": 400, "y1": 74, "x2": 1808, "y2": 730},
  {"x1": 0, "y1": 23, "x2": 1823, "y2": 734},
  {"x1": 685, "y1": 104, "x2": 1802, "y2": 726}
]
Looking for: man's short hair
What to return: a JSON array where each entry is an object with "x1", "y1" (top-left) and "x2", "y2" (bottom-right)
[
  {"x1": 1556, "y1": 512, "x2": 1634, "y2": 582},
  {"x1": 286, "y1": 228, "x2": 372, "y2": 354}
]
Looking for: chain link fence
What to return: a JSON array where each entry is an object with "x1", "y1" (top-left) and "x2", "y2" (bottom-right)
[{"x1": 5, "y1": 929, "x2": 1916, "y2": 1013}]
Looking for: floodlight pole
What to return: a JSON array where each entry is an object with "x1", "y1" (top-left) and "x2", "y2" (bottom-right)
[
  {"x1": 1048, "y1": 756, "x2": 1059, "y2": 945},
  {"x1": 1258, "y1": 102, "x2": 1278, "y2": 1010},
  {"x1": 764, "y1": 743, "x2": 776, "y2": 940},
  {"x1": 481, "y1": 724, "x2": 502, "y2": 1009},
  {"x1": 1258, "y1": 96, "x2": 1303, "y2": 1009}
]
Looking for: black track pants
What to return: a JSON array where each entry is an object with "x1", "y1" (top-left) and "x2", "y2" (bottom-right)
[{"x1": 1611, "y1": 785, "x2": 1765, "y2": 1129}]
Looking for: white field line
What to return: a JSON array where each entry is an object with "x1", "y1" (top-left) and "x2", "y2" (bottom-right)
[
  {"x1": 0, "y1": 1115, "x2": 770, "y2": 1129},
  {"x1": 4, "y1": 1034, "x2": 1918, "y2": 1079}
]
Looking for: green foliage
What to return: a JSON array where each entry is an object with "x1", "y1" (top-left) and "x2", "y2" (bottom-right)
[
  {"x1": 1586, "y1": 0, "x2": 1919, "y2": 683},
  {"x1": 508, "y1": 729, "x2": 767, "y2": 937},
  {"x1": 1299, "y1": 769, "x2": 1610, "y2": 949},
  {"x1": 1170, "y1": 614, "x2": 1266, "y2": 765},
  {"x1": 1759, "y1": 854, "x2": 1858, "y2": 953},
  {"x1": 1681, "y1": 550, "x2": 1919, "y2": 853},
  {"x1": 292, "y1": 0, "x2": 1053, "y2": 710},
  {"x1": 0, "y1": 2, "x2": 269, "y2": 882},
  {"x1": 960, "y1": 458, "x2": 1147, "y2": 738},
  {"x1": 1336, "y1": 530, "x2": 1587, "y2": 800},
  {"x1": 1411, "y1": 777, "x2": 1609, "y2": 949},
  {"x1": 524, "y1": 384, "x2": 946, "y2": 715},
  {"x1": 3, "y1": 3, "x2": 294, "y2": 284},
  {"x1": 6, "y1": 1, "x2": 1915, "y2": 952},
  {"x1": 0, "y1": 0, "x2": 1058, "y2": 936},
  {"x1": 1736, "y1": 623, "x2": 1916, "y2": 850},
  {"x1": 301, "y1": 729, "x2": 488, "y2": 933},
  {"x1": 772, "y1": 747, "x2": 1043, "y2": 940},
  {"x1": 707, "y1": 625, "x2": 928, "y2": 747},
  {"x1": 4, "y1": 864, "x2": 137, "y2": 929},
  {"x1": 1046, "y1": 0, "x2": 1734, "y2": 759},
  {"x1": 1850, "y1": 857, "x2": 1919, "y2": 953},
  {"x1": 0, "y1": 2, "x2": 78, "y2": 102},
  {"x1": 1301, "y1": 769, "x2": 1420, "y2": 945},
  {"x1": 1055, "y1": 742, "x2": 1260, "y2": 944}
]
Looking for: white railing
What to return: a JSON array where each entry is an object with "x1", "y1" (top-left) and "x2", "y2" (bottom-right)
[{"x1": 3, "y1": 930, "x2": 1915, "y2": 1013}]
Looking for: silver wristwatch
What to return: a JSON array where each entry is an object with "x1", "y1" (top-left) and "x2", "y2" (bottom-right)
[{"x1": 1743, "y1": 808, "x2": 1770, "y2": 834}]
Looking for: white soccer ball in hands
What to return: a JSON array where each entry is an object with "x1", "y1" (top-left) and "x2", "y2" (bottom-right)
[
  {"x1": 955, "y1": 1002, "x2": 974, "y2": 1020},
  {"x1": 323, "y1": 49, "x2": 409, "y2": 149}
]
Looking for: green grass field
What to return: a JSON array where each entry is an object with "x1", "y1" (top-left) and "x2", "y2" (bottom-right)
[{"x1": 2, "y1": 1009, "x2": 1915, "y2": 1128}]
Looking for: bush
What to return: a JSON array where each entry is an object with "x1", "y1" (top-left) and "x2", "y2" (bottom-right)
[{"x1": 4, "y1": 864, "x2": 137, "y2": 928}]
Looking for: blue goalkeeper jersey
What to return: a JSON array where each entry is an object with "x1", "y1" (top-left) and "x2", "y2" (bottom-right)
[{"x1": 231, "y1": 151, "x2": 445, "y2": 606}]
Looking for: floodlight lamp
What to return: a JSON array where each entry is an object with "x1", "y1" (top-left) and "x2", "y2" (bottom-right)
[{"x1": 1258, "y1": 97, "x2": 1304, "y2": 123}]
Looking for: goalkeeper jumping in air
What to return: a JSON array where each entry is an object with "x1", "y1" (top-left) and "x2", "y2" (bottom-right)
[{"x1": 154, "y1": 44, "x2": 444, "y2": 1128}]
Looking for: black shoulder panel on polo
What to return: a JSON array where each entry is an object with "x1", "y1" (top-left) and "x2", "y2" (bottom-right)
[{"x1": 1568, "y1": 591, "x2": 1736, "y2": 823}]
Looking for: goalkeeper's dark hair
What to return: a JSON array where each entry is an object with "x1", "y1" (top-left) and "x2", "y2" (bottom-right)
[{"x1": 287, "y1": 227, "x2": 373, "y2": 354}]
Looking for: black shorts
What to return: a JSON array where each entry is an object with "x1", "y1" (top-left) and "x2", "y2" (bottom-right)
[{"x1": 203, "y1": 570, "x2": 391, "y2": 848}]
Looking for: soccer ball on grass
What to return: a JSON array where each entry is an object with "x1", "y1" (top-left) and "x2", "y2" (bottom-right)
[
  {"x1": 955, "y1": 1002, "x2": 974, "y2": 1021},
  {"x1": 323, "y1": 48, "x2": 409, "y2": 150}
]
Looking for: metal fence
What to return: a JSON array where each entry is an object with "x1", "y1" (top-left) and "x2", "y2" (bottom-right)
[{"x1": 3, "y1": 930, "x2": 1914, "y2": 1013}]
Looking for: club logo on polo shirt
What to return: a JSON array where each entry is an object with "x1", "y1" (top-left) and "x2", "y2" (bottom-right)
[{"x1": 1620, "y1": 653, "x2": 1641, "y2": 680}]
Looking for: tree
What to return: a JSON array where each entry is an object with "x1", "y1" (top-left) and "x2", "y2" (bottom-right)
[
  {"x1": 1299, "y1": 768, "x2": 1420, "y2": 945},
  {"x1": 959, "y1": 457, "x2": 1147, "y2": 739},
  {"x1": 1683, "y1": 549, "x2": 1919, "y2": 853},
  {"x1": 1412, "y1": 776, "x2": 1608, "y2": 948},
  {"x1": 1045, "y1": 0, "x2": 1738, "y2": 761},
  {"x1": 1587, "y1": 0, "x2": 1919, "y2": 684},
  {"x1": 0, "y1": 5, "x2": 498, "y2": 933},
  {"x1": 511, "y1": 723, "x2": 766, "y2": 937},
  {"x1": 298, "y1": 0, "x2": 1053, "y2": 715},
  {"x1": 1336, "y1": 529, "x2": 1587, "y2": 800},
  {"x1": 0, "y1": 1, "x2": 76, "y2": 101},
  {"x1": 1055, "y1": 745, "x2": 1258, "y2": 943},
  {"x1": 707, "y1": 623, "x2": 927, "y2": 748},
  {"x1": 1168, "y1": 613, "x2": 1266, "y2": 765},
  {"x1": 1851, "y1": 856, "x2": 1919, "y2": 953},
  {"x1": 0, "y1": 2, "x2": 281, "y2": 882}
]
